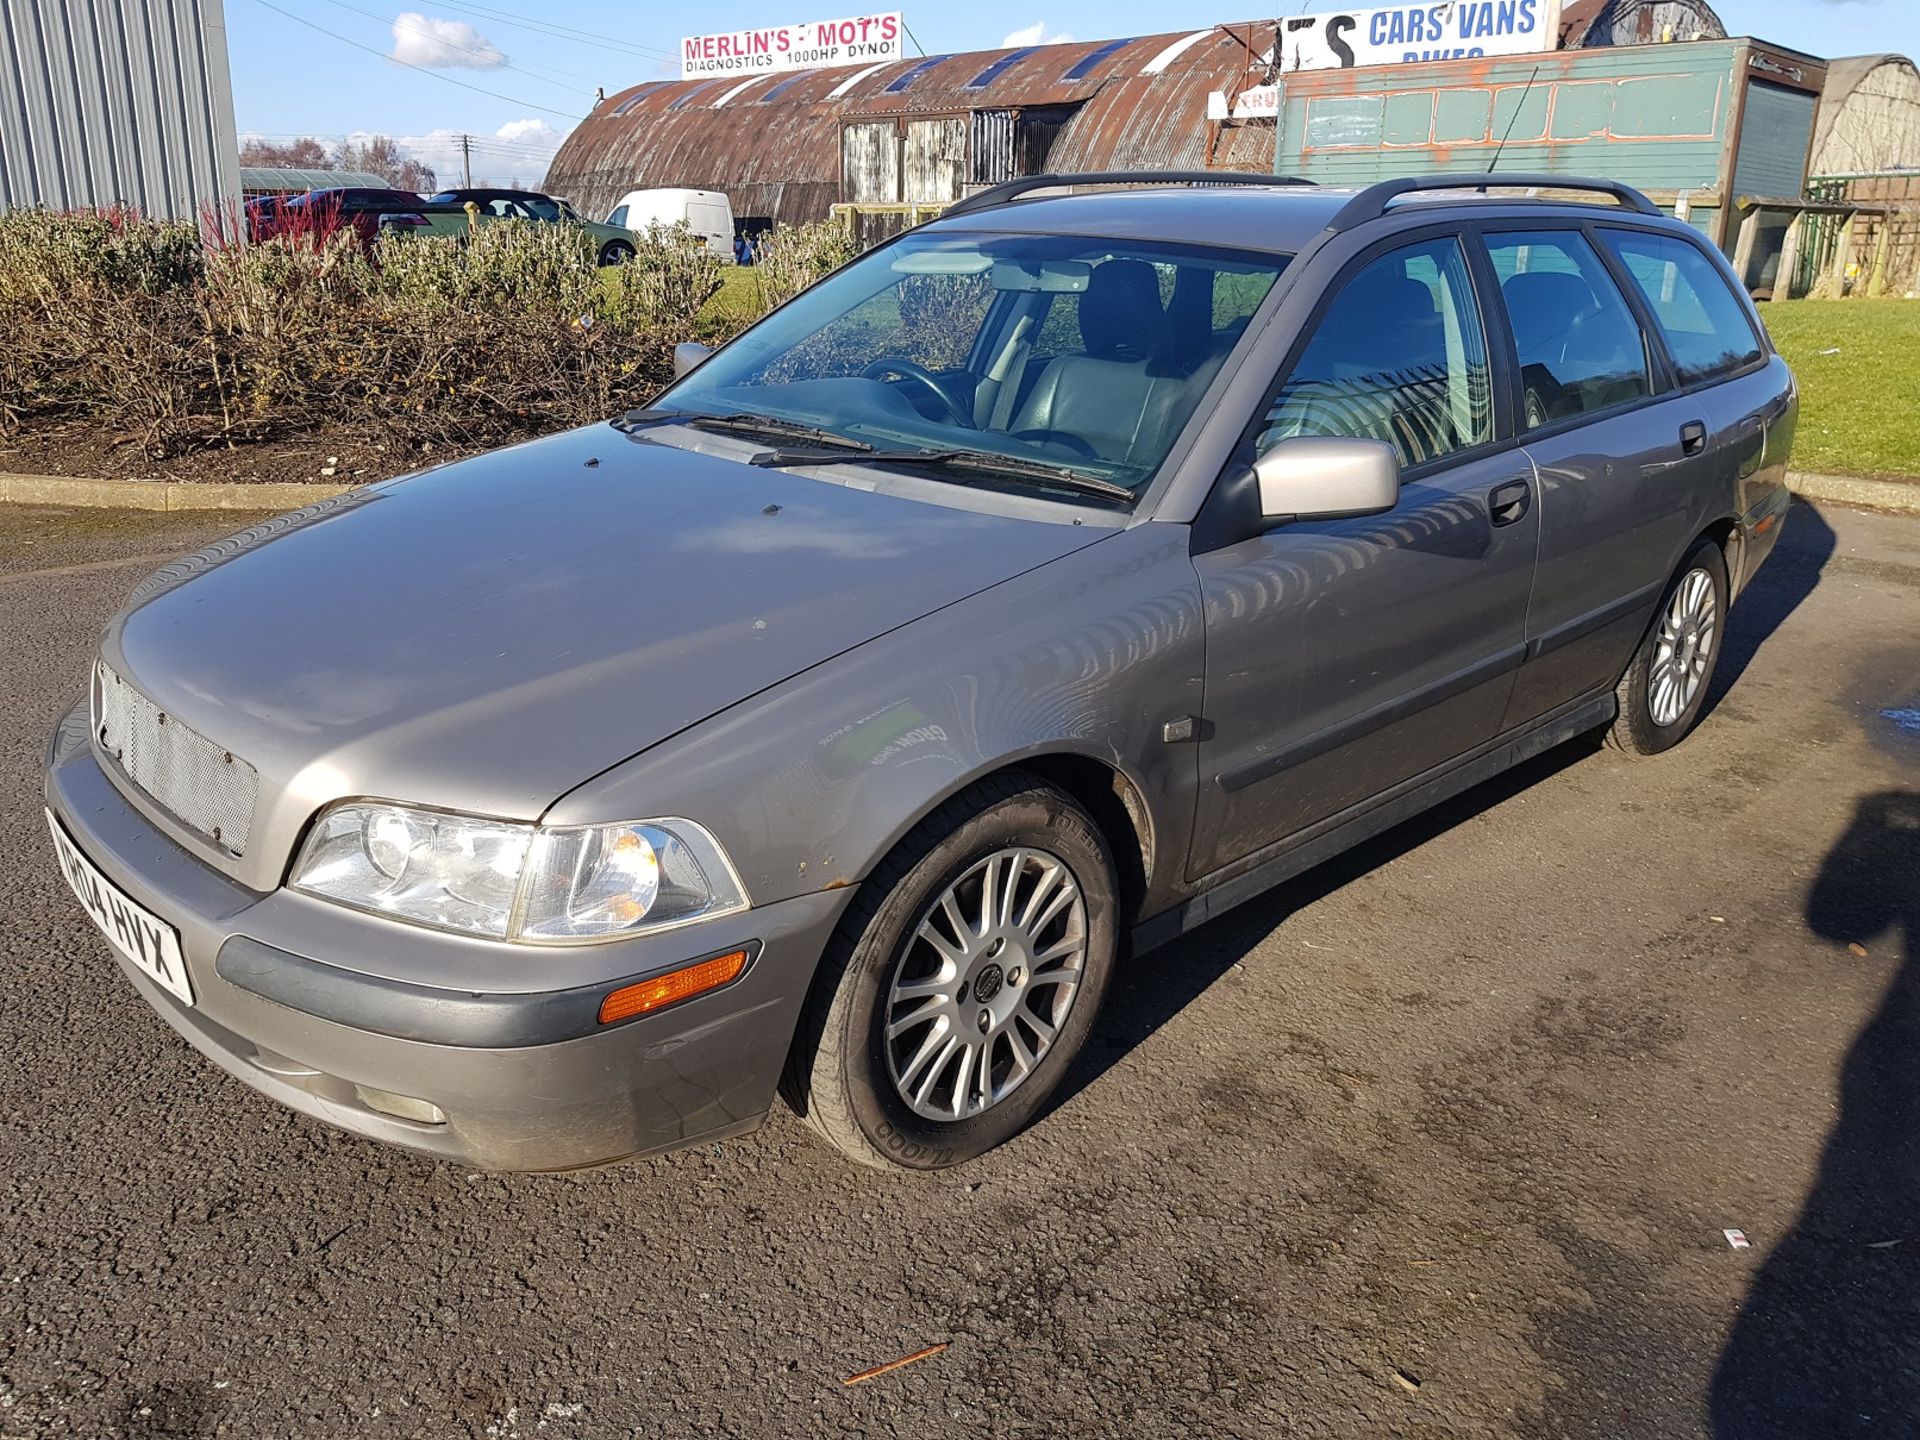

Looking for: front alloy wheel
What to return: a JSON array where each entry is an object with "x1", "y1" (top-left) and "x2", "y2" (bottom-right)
[
  {"x1": 884, "y1": 847, "x2": 1087, "y2": 1122},
  {"x1": 784, "y1": 773, "x2": 1118, "y2": 1169}
]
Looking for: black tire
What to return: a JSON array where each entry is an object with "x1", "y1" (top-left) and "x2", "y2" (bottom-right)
[
  {"x1": 1607, "y1": 537, "x2": 1729, "y2": 757},
  {"x1": 783, "y1": 772, "x2": 1119, "y2": 1170},
  {"x1": 599, "y1": 241, "x2": 635, "y2": 267}
]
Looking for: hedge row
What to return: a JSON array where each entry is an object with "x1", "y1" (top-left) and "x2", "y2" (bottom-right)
[{"x1": 0, "y1": 210, "x2": 856, "y2": 456}]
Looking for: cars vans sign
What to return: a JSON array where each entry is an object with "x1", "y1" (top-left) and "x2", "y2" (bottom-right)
[
  {"x1": 1278, "y1": 0, "x2": 1560, "y2": 70},
  {"x1": 680, "y1": 13, "x2": 903, "y2": 78}
]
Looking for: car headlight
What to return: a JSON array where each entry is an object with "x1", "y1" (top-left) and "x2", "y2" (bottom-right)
[{"x1": 290, "y1": 802, "x2": 748, "y2": 943}]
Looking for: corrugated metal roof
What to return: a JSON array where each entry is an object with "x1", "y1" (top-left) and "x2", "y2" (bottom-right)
[
  {"x1": 1559, "y1": 0, "x2": 1726, "y2": 47},
  {"x1": 1, "y1": 0, "x2": 242, "y2": 224},
  {"x1": 544, "y1": 22, "x2": 1280, "y2": 223},
  {"x1": 239, "y1": 167, "x2": 388, "y2": 193}
]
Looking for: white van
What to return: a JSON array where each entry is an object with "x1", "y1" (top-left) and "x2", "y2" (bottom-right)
[{"x1": 605, "y1": 188, "x2": 735, "y2": 262}]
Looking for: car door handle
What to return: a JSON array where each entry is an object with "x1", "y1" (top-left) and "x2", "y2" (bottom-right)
[
  {"x1": 1488, "y1": 478, "x2": 1532, "y2": 528},
  {"x1": 1680, "y1": 421, "x2": 1708, "y2": 456}
]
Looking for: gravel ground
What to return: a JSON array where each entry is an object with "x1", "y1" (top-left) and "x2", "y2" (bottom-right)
[{"x1": 0, "y1": 499, "x2": 1914, "y2": 1439}]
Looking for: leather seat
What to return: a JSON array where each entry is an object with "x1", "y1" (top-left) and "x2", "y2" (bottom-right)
[{"x1": 1011, "y1": 259, "x2": 1174, "y2": 464}]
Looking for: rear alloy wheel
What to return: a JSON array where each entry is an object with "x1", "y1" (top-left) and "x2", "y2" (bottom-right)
[
  {"x1": 1608, "y1": 538, "x2": 1728, "y2": 756},
  {"x1": 784, "y1": 773, "x2": 1118, "y2": 1169}
]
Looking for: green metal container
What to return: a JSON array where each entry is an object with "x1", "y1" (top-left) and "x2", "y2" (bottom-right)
[{"x1": 1268, "y1": 38, "x2": 1826, "y2": 251}]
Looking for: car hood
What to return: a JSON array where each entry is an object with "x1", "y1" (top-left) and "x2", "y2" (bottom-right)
[{"x1": 103, "y1": 424, "x2": 1107, "y2": 867}]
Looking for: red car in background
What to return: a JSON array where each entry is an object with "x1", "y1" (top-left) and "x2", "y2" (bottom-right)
[{"x1": 248, "y1": 188, "x2": 434, "y2": 247}]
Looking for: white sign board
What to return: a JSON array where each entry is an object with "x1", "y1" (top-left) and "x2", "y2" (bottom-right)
[
  {"x1": 1277, "y1": 0, "x2": 1559, "y2": 72},
  {"x1": 681, "y1": 13, "x2": 903, "y2": 79}
]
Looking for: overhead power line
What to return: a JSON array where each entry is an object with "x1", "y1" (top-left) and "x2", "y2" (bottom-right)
[
  {"x1": 243, "y1": 130, "x2": 563, "y2": 153},
  {"x1": 245, "y1": 0, "x2": 583, "y2": 120}
]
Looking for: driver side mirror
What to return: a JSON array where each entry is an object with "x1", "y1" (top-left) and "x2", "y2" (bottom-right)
[
  {"x1": 1253, "y1": 436, "x2": 1400, "y2": 524},
  {"x1": 673, "y1": 341, "x2": 713, "y2": 378}
]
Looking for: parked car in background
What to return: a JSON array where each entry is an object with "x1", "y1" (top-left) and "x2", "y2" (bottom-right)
[
  {"x1": 427, "y1": 188, "x2": 641, "y2": 266},
  {"x1": 46, "y1": 173, "x2": 1795, "y2": 1177},
  {"x1": 606, "y1": 187, "x2": 735, "y2": 262},
  {"x1": 241, "y1": 194, "x2": 284, "y2": 242},
  {"x1": 251, "y1": 187, "x2": 430, "y2": 248}
]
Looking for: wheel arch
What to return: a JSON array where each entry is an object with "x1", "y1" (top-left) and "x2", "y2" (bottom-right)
[
  {"x1": 868, "y1": 747, "x2": 1158, "y2": 930},
  {"x1": 1700, "y1": 513, "x2": 1746, "y2": 599}
]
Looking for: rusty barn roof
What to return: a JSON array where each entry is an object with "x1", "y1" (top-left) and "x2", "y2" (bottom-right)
[{"x1": 545, "y1": 23, "x2": 1280, "y2": 223}]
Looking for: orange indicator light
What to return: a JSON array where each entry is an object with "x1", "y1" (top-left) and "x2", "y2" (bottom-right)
[{"x1": 598, "y1": 949, "x2": 749, "y2": 1024}]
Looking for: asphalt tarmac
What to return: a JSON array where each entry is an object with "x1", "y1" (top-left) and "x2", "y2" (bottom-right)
[{"x1": 1, "y1": 499, "x2": 1914, "y2": 1438}]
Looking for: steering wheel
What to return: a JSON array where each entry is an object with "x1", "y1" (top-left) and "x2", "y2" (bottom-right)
[
  {"x1": 1012, "y1": 428, "x2": 1101, "y2": 461},
  {"x1": 861, "y1": 357, "x2": 976, "y2": 428}
]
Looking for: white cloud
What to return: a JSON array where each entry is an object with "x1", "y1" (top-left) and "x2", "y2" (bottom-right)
[
  {"x1": 389, "y1": 12, "x2": 506, "y2": 69},
  {"x1": 385, "y1": 120, "x2": 570, "y2": 186},
  {"x1": 1000, "y1": 20, "x2": 1074, "y2": 46}
]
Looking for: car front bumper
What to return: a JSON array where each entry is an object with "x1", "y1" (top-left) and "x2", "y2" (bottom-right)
[{"x1": 44, "y1": 703, "x2": 854, "y2": 1172}]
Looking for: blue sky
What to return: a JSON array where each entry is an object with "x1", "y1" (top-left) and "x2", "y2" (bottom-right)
[{"x1": 228, "y1": 0, "x2": 1920, "y2": 187}]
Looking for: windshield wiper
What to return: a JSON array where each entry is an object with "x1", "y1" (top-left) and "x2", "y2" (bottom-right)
[
  {"x1": 751, "y1": 446, "x2": 1137, "y2": 505},
  {"x1": 612, "y1": 407, "x2": 872, "y2": 451}
]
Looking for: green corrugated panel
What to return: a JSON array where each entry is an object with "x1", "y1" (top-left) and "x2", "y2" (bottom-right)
[
  {"x1": 1274, "y1": 40, "x2": 1742, "y2": 197},
  {"x1": 1384, "y1": 92, "x2": 1435, "y2": 146},
  {"x1": 1731, "y1": 80, "x2": 1818, "y2": 199},
  {"x1": 1434, "y1": 89, "x2": 1491, "y2": 144}
]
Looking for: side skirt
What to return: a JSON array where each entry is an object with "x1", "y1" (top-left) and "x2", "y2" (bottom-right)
[{"x1": 1132, "y1": 691, "x2": 1617, "y2": 956}]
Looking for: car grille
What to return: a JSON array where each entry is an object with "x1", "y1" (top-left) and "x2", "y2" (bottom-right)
[{"x1": 93, "y1": 662, "x2": 258, "y2": 856}]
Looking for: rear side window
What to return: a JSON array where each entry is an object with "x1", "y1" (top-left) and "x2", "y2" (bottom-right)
[
  {"x1": 1258, "y1": 235, "x2": 1493, "y2": 469},
  {"x1": 1486, "y1": 230, "x2": 1652, "y2": 430},
  {"x1": 1600, "y1": 230, "x2": 1764, "y2": 384}
]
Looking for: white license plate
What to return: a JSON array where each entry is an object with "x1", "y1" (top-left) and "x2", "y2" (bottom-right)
[{"x1": 45, "y1": 810, "x2": 193, "y2": 1006}]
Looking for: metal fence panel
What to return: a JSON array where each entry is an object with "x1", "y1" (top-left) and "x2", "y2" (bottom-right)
[{"x1": 1, "y1": 0, "x2": 240, "y2": 224}]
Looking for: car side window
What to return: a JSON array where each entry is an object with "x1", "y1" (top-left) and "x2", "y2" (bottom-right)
[
  {"x1": 1257, "y1": 236, "x2": 1492, "y2": 469},
  {"x1": 608, "y1": 205, "x2": 628, "y2": 228},
  {"x1": 1599, "y1": 230, "x2": 1765, "y2": 385},
  {"x1": 1485, "y1": 230, "x2": 1652, "y2": 429}
]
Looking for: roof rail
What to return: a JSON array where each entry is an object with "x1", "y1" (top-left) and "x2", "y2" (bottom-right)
[
  {"x1": 943, "y1": 171, "x2": 1317, "y2": 219},
  {"x1": 1327, "y1": 174, "x2": 1663, "y2": 231}
]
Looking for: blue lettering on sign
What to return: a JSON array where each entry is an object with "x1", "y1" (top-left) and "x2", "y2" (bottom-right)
[
  {"x1": 1452, "y1": 0, "x2": 1537, "y2": 40},
  {"x1": 1374, "y1": 4, "x2": 1531, "y2": 51}
]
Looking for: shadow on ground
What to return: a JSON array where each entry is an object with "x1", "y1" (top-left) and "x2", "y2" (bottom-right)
[
  {"x1": 1705, "y1": 499, "x2": 1835, "y2": 717},
  {"x1": 1709, "y1": 789, "x2": 1920, "y2": 1437}
]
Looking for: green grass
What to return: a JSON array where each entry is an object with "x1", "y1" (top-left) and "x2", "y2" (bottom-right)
[
  {"x1": 696, "y1": 267, "x2": 763, "y2": 338},
  {"x1": 1760, "y1": 299, "x2": 1920, "y2": 480}
]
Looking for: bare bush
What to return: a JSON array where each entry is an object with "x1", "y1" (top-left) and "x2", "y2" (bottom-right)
[
  {"x1": 0, "y1": 210, "x2": 722, "y2": 454},
  {"x1": 748, "y1": 219, "x2": 859, "y2": 313}
]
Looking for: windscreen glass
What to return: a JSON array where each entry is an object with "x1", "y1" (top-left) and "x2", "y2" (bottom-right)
[{"x1": 656, "y1": 230, "x2": 1289, "y2": 493}]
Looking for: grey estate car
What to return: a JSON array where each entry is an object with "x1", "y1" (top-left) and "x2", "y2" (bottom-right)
[{"x1": 45, "y1": 172, "x2": 1796, "y2": 1172}]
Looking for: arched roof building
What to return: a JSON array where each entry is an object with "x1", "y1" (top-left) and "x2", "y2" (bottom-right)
[
  {"x1": 1812, "y1": 54, "x2": 1920, "y2": 176},
  {"x1": 545, "y1": 22, "x2": 1301, "y2": 225},
  {"x1": 1557, "y1": 0, "x2": 1725, "y2": 48},
  {"x1": 544, "y1": 2, "x2": 1808, "y2": 230}
]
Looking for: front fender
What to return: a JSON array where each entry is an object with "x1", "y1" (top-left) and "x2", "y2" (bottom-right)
[{"x1": 543, "y1": 522, "x2": 1206, "y2": 915}]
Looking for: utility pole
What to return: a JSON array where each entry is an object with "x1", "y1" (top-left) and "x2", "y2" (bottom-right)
[{"x1": 460, "y1": 133, "x2": 472, "y2": 188}]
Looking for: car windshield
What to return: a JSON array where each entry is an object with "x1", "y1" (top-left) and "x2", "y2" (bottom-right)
[{"x1": 654, "y1": 230, "x2": 1289, "y2": 496}]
